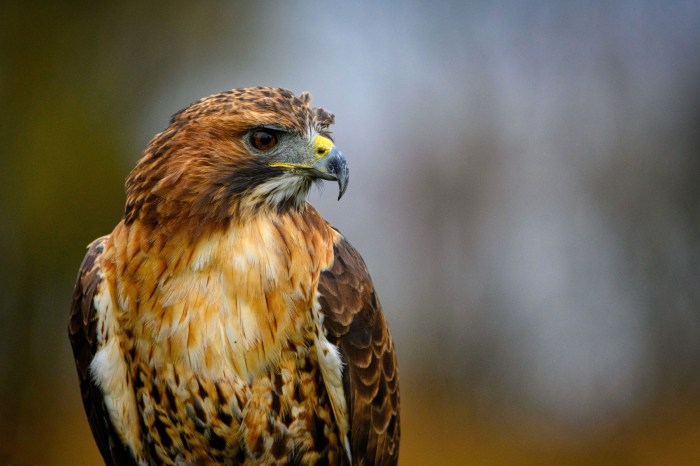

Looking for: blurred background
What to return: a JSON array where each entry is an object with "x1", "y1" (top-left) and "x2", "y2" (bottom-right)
[{"x1": 2, "y1": 1, "x2": 700, "y2": 464}]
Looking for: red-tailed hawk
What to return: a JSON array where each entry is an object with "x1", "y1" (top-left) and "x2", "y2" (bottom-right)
[{"x1": 68, "y1": 87, "x2": 400, "y2": 465}]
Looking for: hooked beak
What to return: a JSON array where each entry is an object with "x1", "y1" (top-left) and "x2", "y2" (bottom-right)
[
  {"x1": 308, "y1": 134, "x2": 349, "y2": 200},
  {"x1": 268, "y1": 134, "x2": 350, "y2": 200},
  {"x1": 311, "y1": 145, "x2": 349, "y2": 200}
]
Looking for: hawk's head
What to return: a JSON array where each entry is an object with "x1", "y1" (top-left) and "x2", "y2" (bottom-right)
[{"x1": 124, "y1": 87, "x2": 348, "y2": 232}]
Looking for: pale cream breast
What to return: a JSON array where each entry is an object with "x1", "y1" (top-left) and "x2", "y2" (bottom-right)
[
  {"x1": 95, "y1": 207, "x2": 345, "y2": 463},
  {"x1": 108, "y1": 209, "x2": 336, "y2": 382}
]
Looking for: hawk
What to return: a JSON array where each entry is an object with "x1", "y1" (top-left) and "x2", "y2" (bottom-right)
[{"x1": 68, "y1": 87, "x2": 400, "y2": 465}]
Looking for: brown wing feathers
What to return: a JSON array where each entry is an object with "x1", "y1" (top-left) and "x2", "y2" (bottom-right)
[
  {"x1": 318, "y1": 237, "x2": 400, "y2": 465},
  {"x1": 68, "y1": 238, "x2": 137, "y2": 466}
]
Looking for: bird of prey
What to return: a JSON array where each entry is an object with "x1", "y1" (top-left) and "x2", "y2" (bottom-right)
[{"x1": 68, "y1": 87, "x2": 399, "y2": 465}]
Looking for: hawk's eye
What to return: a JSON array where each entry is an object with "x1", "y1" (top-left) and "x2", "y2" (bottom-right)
[{"x1": 250, "y1": 130, "x2": 278, "y2": 151}]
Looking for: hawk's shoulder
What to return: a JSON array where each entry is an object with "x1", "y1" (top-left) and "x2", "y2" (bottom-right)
[{"x1": 318, "y1": 235, "x2": 400, "y2": 466}]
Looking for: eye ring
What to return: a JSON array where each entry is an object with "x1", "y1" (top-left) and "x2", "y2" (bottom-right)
[{"x1": 250, "y1": 130, "x2": 278, "y2": 151}]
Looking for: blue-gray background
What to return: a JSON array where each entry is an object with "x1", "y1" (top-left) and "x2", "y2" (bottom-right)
[{"x1": 2, "y1": 1, "x2": 699, "y2": 464}]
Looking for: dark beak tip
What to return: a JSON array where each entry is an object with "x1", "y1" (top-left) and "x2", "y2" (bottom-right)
[
  {"x1": 331, "y1": 150, "x2": 349, "y2": 201},
  {"x1": 337, "y1": 168, "x2": 349, "y2": 201}
]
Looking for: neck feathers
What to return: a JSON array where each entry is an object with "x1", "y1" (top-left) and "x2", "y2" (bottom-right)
[{"x1": 104, "y1": 207, "x2": 336, "y2": 380}]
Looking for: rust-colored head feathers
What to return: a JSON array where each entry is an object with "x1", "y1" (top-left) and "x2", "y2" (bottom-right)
[{"x1": 124, "y1": 87, "x2": 338, "y2": 234}]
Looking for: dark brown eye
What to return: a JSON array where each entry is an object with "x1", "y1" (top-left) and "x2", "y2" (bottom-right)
[{"x1": 250, "y1": 130, "x2": 278, "y2": 151}]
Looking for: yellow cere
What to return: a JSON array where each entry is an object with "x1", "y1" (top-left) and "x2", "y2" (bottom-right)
[
  {"x1": 268, "y1": 135, "x2": 335, "y2": 169},
  {"x1": 314, "y1": 135, "x2": 334, "y2": 160}
]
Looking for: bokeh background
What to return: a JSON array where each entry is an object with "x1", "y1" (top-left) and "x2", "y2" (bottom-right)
[{"x1": 2, "y1": 1, "x2": 700, "y2": 464}]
